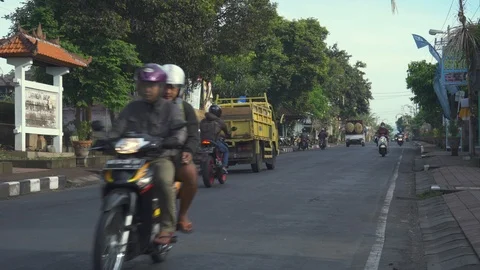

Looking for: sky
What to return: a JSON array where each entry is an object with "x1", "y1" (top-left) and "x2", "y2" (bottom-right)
[{"x1": 0, "y1": 0, "x2": 479, "y2": 127}]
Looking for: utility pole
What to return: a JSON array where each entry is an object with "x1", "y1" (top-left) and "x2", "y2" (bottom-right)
[{"x1": 458, "y1": 0, "x2": 476, "y2": 156}]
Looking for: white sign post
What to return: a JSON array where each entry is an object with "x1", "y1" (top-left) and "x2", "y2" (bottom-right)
[{"x1": 7, "y1": 57, "x2": 69, "y2": 152}]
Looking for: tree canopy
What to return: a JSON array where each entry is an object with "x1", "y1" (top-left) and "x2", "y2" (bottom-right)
[
  {"x1": 405, "y1": 60, "x2": 443, "y2": 129},
  {"x1": 4, "y1": 0, "x2": 373, "y2": 122}
]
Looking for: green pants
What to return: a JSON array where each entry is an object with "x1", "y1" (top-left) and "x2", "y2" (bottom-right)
[{"x1": 151, "y1": 157, "x2": 176, "y2": 233}]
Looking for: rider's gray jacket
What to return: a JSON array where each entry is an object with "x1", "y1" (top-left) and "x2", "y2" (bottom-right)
[{"x1": 109, "y1": 98, "x2": 188, "y2": 158}]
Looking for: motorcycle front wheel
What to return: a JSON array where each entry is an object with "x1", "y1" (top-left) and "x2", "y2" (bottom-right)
[{"x1": 93, "y1": 206, "x2": 127, "y2": 270}]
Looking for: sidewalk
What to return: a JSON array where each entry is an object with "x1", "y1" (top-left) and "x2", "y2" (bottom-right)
[
  {"x1": 414, "y1": 140, "x2": 480, "y2": 269},
  {"x1": 0, "y1": 167, "x2": 100, "y2": 183},
  {"x1": 0, "y1": 167, "x2": 100, "y2": 200}
]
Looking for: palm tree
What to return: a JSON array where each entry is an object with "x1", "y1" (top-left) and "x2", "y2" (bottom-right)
[
  {"x1": 390, "y1": 0, "x2": 397, "y2": 14},
  {"x1": 446, "y1": 0, "x2": 480, "y2": 156}
]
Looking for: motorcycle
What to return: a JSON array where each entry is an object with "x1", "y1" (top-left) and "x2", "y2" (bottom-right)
[
  {"x1": 378, "y1": 135, "x2": 388, "y2": 157},
  {"x1": 90, "y1": 121, "x2": 185, "y2": 270},
  {"x1": 298, "y1": 138, "x2": 308, "y2": 151},
  {"x1": 397, "y1": 136, "x2": 404, "y2": 146},
  {"x1": 319, "y1": 138, "x2": 326, "y2": 150},
  {"x1": 199, "y1": 127, "x2": 237, "y2": 188}
]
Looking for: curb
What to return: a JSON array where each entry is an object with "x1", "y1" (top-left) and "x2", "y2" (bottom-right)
[
  {"x1": 0, "y1": 175, "x2": 67, "y2": 200},
  {"x1": 415, "y1": 171, "x2": 480, "y2": 269}
]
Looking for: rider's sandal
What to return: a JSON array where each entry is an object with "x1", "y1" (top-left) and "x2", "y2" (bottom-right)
[
  {"x1": 176, "y1": 221, "x2": 194, "y2": 234},
  {"x1": 153, "y1": 232, "x2": 174, "y2": 245}
]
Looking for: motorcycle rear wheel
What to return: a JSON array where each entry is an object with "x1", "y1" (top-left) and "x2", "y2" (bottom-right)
[
  {"x1": 93, "y1": 206, "x2": 127, "y2": 270},
  {"x1": 201, "y1": 156, "x2": 215, "y2": 188}
]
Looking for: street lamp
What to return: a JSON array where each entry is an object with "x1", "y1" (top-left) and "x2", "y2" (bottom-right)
[{"x1": 429, "y1": 29, "x2": 445, "y2": 35}]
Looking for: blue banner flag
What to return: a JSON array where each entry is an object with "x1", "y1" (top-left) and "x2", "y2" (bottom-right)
[{"x1": 412, "y1": 34, "x2": 451, "y2": 119}]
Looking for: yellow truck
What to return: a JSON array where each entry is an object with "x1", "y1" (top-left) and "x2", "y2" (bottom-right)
[{"x1": 214, "y1": 93, "x2": 279, "y2": 172}]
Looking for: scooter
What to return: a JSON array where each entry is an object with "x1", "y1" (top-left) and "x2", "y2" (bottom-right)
[
  {"x1": 90, "y1": 121, "x2": 185, "y2": 270},
  {"x1": 378, "y1": 135, "x2": 388, "y2": 157}
]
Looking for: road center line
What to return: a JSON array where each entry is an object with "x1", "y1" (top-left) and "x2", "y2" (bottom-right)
[{"x1": 364, "y1": 149, "x2": 404, "y2": 270}]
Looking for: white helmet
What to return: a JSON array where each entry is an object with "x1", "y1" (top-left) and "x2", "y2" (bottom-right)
[{"x1": 162, "y1": 64, "x2": 186, "y2": 97}]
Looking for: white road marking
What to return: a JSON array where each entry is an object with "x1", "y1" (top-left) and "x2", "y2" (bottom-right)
[{"x1": 364, "y1": 149, "x2": 404, "y2": 270}]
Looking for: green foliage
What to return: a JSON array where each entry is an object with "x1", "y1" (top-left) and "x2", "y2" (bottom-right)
[
  {"x1": 4, "y1": 0, "x2": 373, "y2": 124},
  {"x1": 75, "y1": 121, "x2": 92, "y2": 141},
  {"x1": 406, "y1": 60, "x2": 443, "y2": 129},
  {"x1": 448, "y1": 120, "x2": 459, "y2": 138},
  {"x1": 4, "y1": 0, "x2": 141, "y2": 114},
  {"x1": 384, "y1": 123, "x2": 395, "y2": 135}
]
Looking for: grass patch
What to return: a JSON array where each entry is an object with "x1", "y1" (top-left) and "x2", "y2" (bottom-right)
[{"x1": 417, "y1": 190, "x2": 444, "y2": 200}]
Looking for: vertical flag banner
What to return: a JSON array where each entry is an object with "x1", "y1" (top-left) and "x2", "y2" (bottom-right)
[{"x1": 412, "y1": 34, "x2": 451, "y2": 119}]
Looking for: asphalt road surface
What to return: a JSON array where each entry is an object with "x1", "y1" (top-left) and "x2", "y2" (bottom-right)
[{"x1": 0, "y1": 142, "x2": 423, "y2": 270}]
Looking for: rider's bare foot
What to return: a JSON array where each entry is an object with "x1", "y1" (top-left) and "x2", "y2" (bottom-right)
[{"x1": 153, "y1": 231, "x2": 174, "y2": 245}]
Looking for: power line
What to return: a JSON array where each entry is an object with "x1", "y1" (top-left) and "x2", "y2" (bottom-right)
[
  {"x1": 442, "y1": 0, "x2": 455, "y2": 30},
  {"x1": 472, "y1": 2, "x2": 480, "y2": 18}
]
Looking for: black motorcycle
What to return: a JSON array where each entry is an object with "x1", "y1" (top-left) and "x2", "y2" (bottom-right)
[
  {"x1": 199, "y1": 127, "x2": 237, "y2": 188},
  {"x1": 90, "y1": 121, "x2": 185, "y2": 270},
  {"x1": 298, "y1": 138, "x2": 308, "y2": 150},
  {"x1": 319, "y1": 138, "x2": 326, "y2": 150},
  {"x1": 397, "y1": 137, "x2": 404, "y2": 146}
]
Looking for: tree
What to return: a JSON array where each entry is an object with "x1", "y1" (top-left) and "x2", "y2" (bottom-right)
[
  {"x1": 5, "y1": 0, "x2": 142, "y2": 123},
  {"x1": 323, "y1": 44, "x2": 372, "y2": 119},
  {"x1": 406, "y1": 60, "x2": 443, "y2": 129},
  {"x1": 396, "y1": 116, "x2": 405, "y2": 132},
  {"x1": 390, "y1": 0, "x2": 398, "y2": 13},
  {"x1": 254, "y1": 17, "x2": 330, "y2": 114},
  {"x1": 384, "y1": 123, "x2": 395, "y2": 135},
  {"x1": 127, "y1": 0, "x2": 278, "y2": 81},
  {"x1": 212, "y1": 52, "x2": 271, "y2": 97}
]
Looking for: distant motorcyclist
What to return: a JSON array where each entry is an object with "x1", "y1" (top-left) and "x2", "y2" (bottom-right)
[
  {"x1": 376, "y1": 122, "x2": 390, "y2": 142},
  {"x1": 298, "y1": 128, "x2": 309, "y2": 150},
  {"x1": 199, "y1": 104, "x2": 231, "y2": 174},
  {"x1": 318, "y1": 128, "x2": 328, "y2": 146}
]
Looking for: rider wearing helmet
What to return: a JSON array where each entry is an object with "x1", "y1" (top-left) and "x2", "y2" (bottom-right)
[
  {"x1": 376, "y1": 122, "x2": 390, "y2": 141},
  {"x1": 110, "y1": 63, "x2": 187, "y2": 245},
  {"x1": 318, "y1": 128, "x2": 328, "y2": 141},
  {"x1": 199, "y1": 104, "x2": 231, "y2": 173},
  {"x1": 162, "y1": 64, "x2": 199, "y2": 233}
]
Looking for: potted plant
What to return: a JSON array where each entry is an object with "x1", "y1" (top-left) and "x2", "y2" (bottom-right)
[
  {"x1": 448, "y1": 119, "x2": 460, "y2": 156},
  {"x1": 72, "y1": 121, "x2": 92, "y2": 158}
]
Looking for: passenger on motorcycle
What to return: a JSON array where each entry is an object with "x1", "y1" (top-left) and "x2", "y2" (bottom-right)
[
  {"x1": 199, "y1": 105, "x2": 231, "y2": 174},
  {"x1": 109, "y1": 63, "x2": 187, "y2": 245},
  {"x1": 162, "y1": 64, "x2": 198, "y2": 234},
  {"x1": 376, "y1": 122, "x2": 390, "y2": 142}
]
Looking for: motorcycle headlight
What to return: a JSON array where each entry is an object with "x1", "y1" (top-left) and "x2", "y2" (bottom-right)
[{"x1": 136, "y1": 177, "x2": 152, "y2": 187}]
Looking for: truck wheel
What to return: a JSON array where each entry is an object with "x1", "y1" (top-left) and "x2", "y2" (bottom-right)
[
  {"x1": 251, "y1": 153, "x2": 262, "y2": 173},
  {"x1": 266, "y1": 147, "x2": 277, "y2": 170}
]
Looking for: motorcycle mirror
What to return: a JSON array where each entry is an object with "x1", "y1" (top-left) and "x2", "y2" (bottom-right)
[
  {"x1": 91, "y1": 120, "x2": 105, "y2": 132},
  {"x1": 231, "y1": 126, "x2": 238, "y2": 131}
]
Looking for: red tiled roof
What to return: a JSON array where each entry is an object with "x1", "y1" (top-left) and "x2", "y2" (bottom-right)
[{"x1": 0, "y1": 31, "x2": 91, "y2": 68}]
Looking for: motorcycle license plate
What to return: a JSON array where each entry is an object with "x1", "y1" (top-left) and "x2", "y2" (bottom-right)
[
  {"x1": 199, "y1": 147, "x2": 214, "y2": 153},
  {"x1": 380, "y1": 145, "x2": 386, "y2": 148},
  {"x1": 104, "y1": 158, "x2": 146, "y2": 170}
]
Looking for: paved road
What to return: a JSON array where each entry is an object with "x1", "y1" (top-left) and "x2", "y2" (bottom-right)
[{"x1": 0, "y1": 142, "x2": 422, "y2": 270}]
